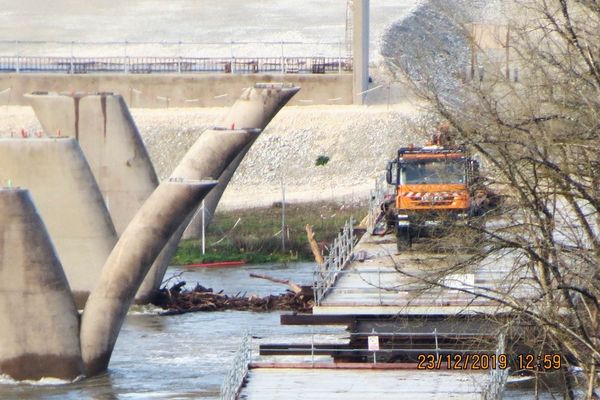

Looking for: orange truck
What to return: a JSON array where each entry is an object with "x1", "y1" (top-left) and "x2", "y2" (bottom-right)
[{"x1": 384, "y1": 142, "x2": 488, "y2": 250}]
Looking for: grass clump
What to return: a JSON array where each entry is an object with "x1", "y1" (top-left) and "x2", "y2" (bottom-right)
[{"x1": 172, "y1": 201, "x2": 366, "y2": 265}]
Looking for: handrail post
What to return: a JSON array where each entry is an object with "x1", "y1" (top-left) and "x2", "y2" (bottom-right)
[
  {"x1": 70, "y1": 41, "x2": 75, "y2": 74},
  {"x1": 310, "y1": 326, "x2": 315, "y2": 365},
  {"x1": 124, "y1": 41, "x2": 129, "y2": 73},
  {"x1": 15, "y1": 41, "x2": 20, "y2": 73},
  {"x1": 177, "y1": 40, "x2": 182, "y2": 73},
  {"x1": 280, "y1": 40, "x2": 285, "y2": 74},
  {"x1": 338, "y1": 40, "x2": 342, "y2": 74}
]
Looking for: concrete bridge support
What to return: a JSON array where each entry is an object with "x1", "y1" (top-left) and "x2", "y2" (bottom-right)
[
  {"x1": 25, "y1": 92, "x2": 171, "y2": 304},
  {"x1": 182, "y1": 83, "x2": 300, "y2": 238},
  {"x1": 138, "y1": 83, "x2": 299, "y2": 302},
  {"x1": 25, "y1": 92, "x2": 159, "y2": 236},
  {"x1": 0, "y1": 138, "x2": 117, "y2": 306},
  {"x1": 0, "y1": 188, "x2": 83, "y2": 381},
  {"x1": 0, "y1": 84, "x2": 297, "y2": 379},
  {"x1": 80, "y1": 128, "x2": 261, "y2": 376}
]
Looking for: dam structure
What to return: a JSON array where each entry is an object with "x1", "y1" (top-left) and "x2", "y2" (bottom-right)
[{"x1": 0, "y1": 2, "x2": 372, "y2": 107}]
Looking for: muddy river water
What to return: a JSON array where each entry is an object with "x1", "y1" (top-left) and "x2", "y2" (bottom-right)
[
  {"x1": 0, "y1": 262, "x2": 341, "y2": 399},
  {"x1": 0, "y1": 262, "x2": 560, "y2": 399}
]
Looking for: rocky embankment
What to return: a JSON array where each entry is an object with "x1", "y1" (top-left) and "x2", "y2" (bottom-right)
[
  {"x1": 0, "y1": 103, "x2": 427, "y2": 210},
  {"x1": 0, "y1": 0, "x2": 509, "y2": 211}
]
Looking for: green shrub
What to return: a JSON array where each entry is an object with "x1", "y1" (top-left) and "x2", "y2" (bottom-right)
[{"x1": 315, "y1": 155, "x2": 330, "y2": 166}]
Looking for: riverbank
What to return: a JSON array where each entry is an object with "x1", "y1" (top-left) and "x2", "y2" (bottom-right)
[
  {"x1": 172, "y1": 201, "x2": 367, "y2": 265},
  {"x1": 0, "y1": 94, "x2": 425, "y2": 209}
]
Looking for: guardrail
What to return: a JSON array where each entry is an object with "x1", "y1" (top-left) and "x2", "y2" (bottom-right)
[
  {"x1": 368, "y1": 174, "x2": 389, "y2": 230},
  {"x1": 261, "y1": 329, "x2": 502, "y2": 366},
  {"x1": 313, "y1": 218, "x2": 357, "y2": 306},
  {"x1": 0, "y1": 56, "x2": 353, "y2": 75},
  {"x1": 220, "y1": 333, "x2": 252, "y2": 400}
]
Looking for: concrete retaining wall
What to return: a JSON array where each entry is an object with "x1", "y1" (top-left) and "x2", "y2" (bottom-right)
[{"x1": 0, "y1": 73, "x2": 352, "y2": 107}]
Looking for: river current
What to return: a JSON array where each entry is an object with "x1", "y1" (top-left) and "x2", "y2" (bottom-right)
[
  {"x1": 0, "y1": 261, "x2": 560, "y2": 399},
  {"x1": 0, "y1": 262, "x2": 345, "y2": 399}
]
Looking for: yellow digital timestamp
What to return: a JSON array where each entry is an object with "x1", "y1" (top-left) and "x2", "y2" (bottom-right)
[
  {"x1": 416, "y1": 353, "x2": 563, "y2": 370},
  {"x1": 417, "y1": 353, "x2": 509, "y2": 370}
]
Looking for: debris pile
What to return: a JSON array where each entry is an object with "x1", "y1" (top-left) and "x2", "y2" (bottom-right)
[{"x1": 153, "y1": 280, "x2": 314, "y2": 315}]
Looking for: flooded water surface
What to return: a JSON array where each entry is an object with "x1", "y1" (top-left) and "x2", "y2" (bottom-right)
[
  {"x1": 0, "y1": 262, "x2": 344, "y2": 400},
  {"x1": 0, "y1": 262, "x2": 564, "y2": 399}
]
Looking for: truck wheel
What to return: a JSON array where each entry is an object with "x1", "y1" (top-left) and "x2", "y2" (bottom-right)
[{"x1": 396, "y1": 228, "x2": 412, "y2": 251}]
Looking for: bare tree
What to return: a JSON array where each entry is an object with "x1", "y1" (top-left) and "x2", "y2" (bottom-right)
[{"x1": 386, "y1": 0, "x2": 599, "y2": 397}]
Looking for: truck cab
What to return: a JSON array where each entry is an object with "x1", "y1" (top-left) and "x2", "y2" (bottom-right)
[{"x1": 385, "y1": 145, "x2": 481, "y2": 250}]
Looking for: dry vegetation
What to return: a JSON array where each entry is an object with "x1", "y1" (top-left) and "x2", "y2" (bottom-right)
[{"x1": 388, "y1": 0, "x2": 600, "y2": 397}]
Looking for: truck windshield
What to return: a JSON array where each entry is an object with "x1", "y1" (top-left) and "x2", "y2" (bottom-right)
[{"x1": 401, "y1": 160, "x2": 465, "y2": 184}]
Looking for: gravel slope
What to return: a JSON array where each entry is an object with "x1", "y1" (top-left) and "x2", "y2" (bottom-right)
[
  {"x1": 0, "y1": 101, "x2": 425, "y2": 210},
  {"x1": 1, "y1": 0, "x2": 511, "y2": 210}
]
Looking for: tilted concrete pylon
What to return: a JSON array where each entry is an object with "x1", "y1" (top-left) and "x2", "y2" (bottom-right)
[
  {"x1": 181, "y1": 83, "x2": 300, "y2": 236},
  {"x1": 138, "y1": 83, "x2": 300, "y2": 303},
  {"x1": 0, "y1": 188, "x2": 84, "y2": 381},
  {"x1": 80, "y1": 128, "x2": 261, "y2": 376},
  {"x1": 25, "y1": 92, "x2": 174, "y2": 304},
  {"x1": 0, "y1": 138, "x2": 118, "y2": 307},
  {"x1": 25, "y1": 92, "x2": 159, "y2": 236},
  {"x1": 24, "y1": 87, "x2": 299, "y2": 305}
]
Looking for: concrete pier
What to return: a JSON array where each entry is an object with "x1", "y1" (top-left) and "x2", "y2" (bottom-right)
[
  {"x1": 80, "y1": 128, "x2": 260, "y2": 375},
  {"x1": 26, "y1": 92, "x2": 159, "y2": 235},
  {"x1": 0, "y1": 138, "x2": 117, "y2": 306},
  {"x1": 0, "y1": 188, "x2": 83, "y2": 381},
  {"x1": 139, "y1": 83, "x2": 299, "y2": 301},
  {"x1": 24, "y1": 92, "x2": 177, "y2": 304},
  {"x1": 182, "y1": 83, "x2": 300, "y2": 238}
]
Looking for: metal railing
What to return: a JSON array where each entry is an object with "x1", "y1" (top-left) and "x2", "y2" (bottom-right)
[
  {"x1": 262, "y1": 329, "x2": 502, "y2": 366},
  {"x1": 368, "y1": 174, "x2": 390, "y2": 230},
  {"x1": 0, "y1": 55, "x2": 352, "y2": 75},
  {"x1": 313, "y1": 218, "x2": 357, "y2": 306},
  {"x1": 220, "y1": 333, "x2": 252, "y2": 400}
]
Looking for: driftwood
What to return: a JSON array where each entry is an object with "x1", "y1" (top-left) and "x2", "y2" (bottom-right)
[
  {"x1": 305, "y1": 224, "x2": 325, "y2": 265},
  {"x1": 249, "y1": 272, "x2": 303, "y2": 294},
  {"x1": 153, "y1": 282, "x2": 313, "y2": 315}
]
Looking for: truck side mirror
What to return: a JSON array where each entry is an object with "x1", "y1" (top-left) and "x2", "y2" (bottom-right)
[{"x1": 386, "y1": 161, "x2": 394, "y2": 185}]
